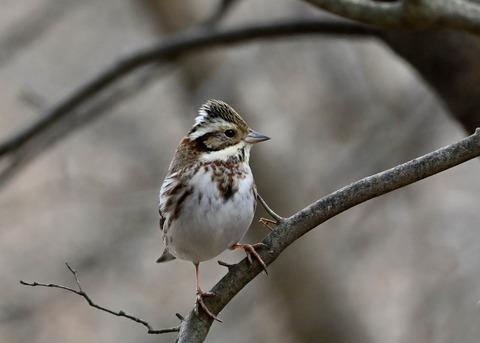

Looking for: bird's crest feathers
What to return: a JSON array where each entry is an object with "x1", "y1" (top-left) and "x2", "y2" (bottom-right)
[{"x1": 193, "y1": 99, "x2": 248, "y2": 132}]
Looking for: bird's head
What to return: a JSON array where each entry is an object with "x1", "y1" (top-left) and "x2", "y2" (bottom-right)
[{"x1": 187, "y1": 100, "x2": 269, "y2": 162}]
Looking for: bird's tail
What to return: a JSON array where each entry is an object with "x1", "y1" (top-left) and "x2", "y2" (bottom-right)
[{"x1": 156, "y1": 248, "x2": 176, "y2": 263}]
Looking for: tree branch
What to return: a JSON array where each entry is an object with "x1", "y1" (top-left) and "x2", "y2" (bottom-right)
[
  {"x1": 20, "y1": 262, "x2": 181, "y2": 335},
  {"x1": 304, "y1": 0, "x2": 480, "y2": 33},
  {"x1": 0, "y1": 18, "x2": 379, "y2": 189},
  {"x1": 0, "y1": 18, "x2": 378, "y2": 155},
  {"x1": 21, "y1": 129, "x2": 480, "y2": 341},
  {"x1": 175, "y1": 128, "x2": 480, "y2": 342},
  {"x1": 305, "y1": 0, "x2": 405, "y2": 28},
  {"x1": 0, "y1": 63, "x2": 169, "y2": 188}
]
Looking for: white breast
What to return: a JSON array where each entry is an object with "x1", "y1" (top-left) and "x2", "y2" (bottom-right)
[{"x1": 160, "y1": 163, "x2": 256, "y2": 263}]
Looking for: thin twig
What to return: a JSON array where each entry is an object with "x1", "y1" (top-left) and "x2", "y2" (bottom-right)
[
  {"x1": 257, "y1": 193, "x2": 284, "y2": 223},
  {"x1": 20, "y1": 262, "x2": 180, "y2": 335},
  {"x1": 217, "y1": 260, "x2": 235, "y2": 272}
]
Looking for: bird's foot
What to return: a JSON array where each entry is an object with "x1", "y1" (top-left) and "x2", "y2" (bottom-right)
[
  {"x1": 195, "y1": 290, "x2": 222, "y2": 322},
  {"x1": 231, "y1": 243, "x2": 268, "y2": 274}
]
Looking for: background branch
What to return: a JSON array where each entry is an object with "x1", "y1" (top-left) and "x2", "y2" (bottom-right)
[
  {"x1": 0, "y1": 19, "x2": 378, "y2": 155},
  {"x1": 0, "y1": 19, "x2": 378, "y2": 190},
  {"x1": 304, "y1": 0, "x2": 480, "y2": 32},
  {"x1": 201, "y1": 0, "x2": 241, "y2": 26},
  {"x1": 0, "y1": 63, "x2": 169, "y2": 187},
  {"x1": 305, "y1": 0, "x2": 405, "y2": 28}
]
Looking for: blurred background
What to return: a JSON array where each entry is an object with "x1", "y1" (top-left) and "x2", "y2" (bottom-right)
[{"x1": 1, "y1": 1, "x2": 480, "y2": 342}]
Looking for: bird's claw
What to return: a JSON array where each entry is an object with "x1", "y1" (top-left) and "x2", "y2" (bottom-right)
[
  {"x1": 194, "y1": 290, "x2": 222, "y2": 322},
  {"x1": 232, "y1": 243, "x2": 268, "y2": 274}
]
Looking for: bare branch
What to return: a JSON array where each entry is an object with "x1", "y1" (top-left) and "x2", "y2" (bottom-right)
[
  {"x1": 20, "y1": 262, "x2": 180, "y2": 335},
  {"x1": 0, "y1": 63, "x2": 169, "y2": 188},
  {"x1": 0, "y1": 18, "x2": 379, "y2": 189},
  {"x1": 304, "y1": 0, "x2": 405, "y2": 28},
  {"x1": 304, "y1": 0, "x2": 480, "y2": 33},
  {"x1": 0, "y1": 18, "x2": 378, "y2": 155},
  {"x1": 175, "y1": 128, "x2": 480, "y2": 342}
]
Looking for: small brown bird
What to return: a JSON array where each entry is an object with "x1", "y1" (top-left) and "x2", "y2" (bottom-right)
[{"x1": 156, "y1": 100, "x2": 270, "y2": 320}]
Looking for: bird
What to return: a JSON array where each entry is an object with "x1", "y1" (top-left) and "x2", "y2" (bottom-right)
[{"x1": 156, "y1": 99, "x2": 270, "y2": 321}]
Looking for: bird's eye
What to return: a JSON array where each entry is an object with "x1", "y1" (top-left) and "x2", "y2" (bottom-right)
[{"x1": 224, "y1": 129, "x2": 235, "y2": 138}]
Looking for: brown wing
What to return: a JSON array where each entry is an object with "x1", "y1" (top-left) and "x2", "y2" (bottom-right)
[{"x1": 156, "y1": 207, "x2": 176, "y2": 262}]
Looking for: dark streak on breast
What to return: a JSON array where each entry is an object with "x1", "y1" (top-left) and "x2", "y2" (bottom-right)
[{"x1": 223, "y1": 184, "x2": 233, "y2": 202}]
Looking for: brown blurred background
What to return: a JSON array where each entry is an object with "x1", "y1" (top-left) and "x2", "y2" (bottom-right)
[{"x1": 1, "y1": 1, "x2": 480, "y2": 342}]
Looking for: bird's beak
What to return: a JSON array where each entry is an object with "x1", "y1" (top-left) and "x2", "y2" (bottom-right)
[{"x1": 245, "y1": 129, "x2": 270, "y2": 144}]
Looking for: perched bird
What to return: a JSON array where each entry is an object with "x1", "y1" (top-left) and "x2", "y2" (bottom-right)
[{"x1": 156, "y1": 100, "x2": 270, "y2": 320}]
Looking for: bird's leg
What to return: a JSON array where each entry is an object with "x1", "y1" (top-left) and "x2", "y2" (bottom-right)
[
  {"x1": 193, "y1": 263, "x2": 222, "y2": 322},
  {"x1": 231, "y1": 243, "x2": 268, "y2": 274}
]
